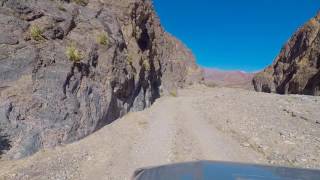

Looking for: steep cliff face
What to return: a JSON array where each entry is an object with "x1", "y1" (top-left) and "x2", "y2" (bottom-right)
[
  {"x1": 0, "y1": 0, "x2": 202, "y2": 159},
  {"x1": 253, "y1": 12, "x2": 320, "y2": 96}
]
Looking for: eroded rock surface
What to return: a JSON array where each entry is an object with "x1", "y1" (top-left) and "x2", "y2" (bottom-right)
[
  {"x1": 253, "y1": 12, "x2": 320, "y2": 95},
  {"x1": 0, "y1": 0, "x2": 202, "y2": 159}
]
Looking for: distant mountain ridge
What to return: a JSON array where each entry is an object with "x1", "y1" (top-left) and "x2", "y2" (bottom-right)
[{"x1": 203, "y1": 68, "x2": 255, "y2": 89}]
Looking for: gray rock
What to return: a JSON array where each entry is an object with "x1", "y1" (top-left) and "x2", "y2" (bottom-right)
[
  {"x1": 0, "y1": 0, "x2": 202, "y2": 159},
  {"x1": 0, "y1": 33, "x2": 18, "y2": 45}
]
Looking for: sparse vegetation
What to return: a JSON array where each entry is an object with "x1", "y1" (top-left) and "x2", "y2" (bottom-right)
[
  {"x1": 58, "y1": 4, "x2": 66, "y2": 11},
  {"x1": 66, "y1": 44, "x2": 83, "y2": 63},
  {"x1": 142, "y1": 59, "x2": 150, "y2": 71},
  {"x1": 127, "y1": 55, "x2": 133, "y2": 64},
  {"x1": 205, "y1": 82, "x2": 218, "y2": 88},
  {"x1": 72, "y1": 0, "x2": 88, "y2": 6},
  {"x1": 30, "y1": 25, "x2": 44, "y2": 41},
  {"x1": 170, "y1": 90, "x2": 178, "y2": 97},
  {"x1": 97, "y1": 33, "x2": 108, "y2": 46},
  {"x1": 138, "y1": 121, "x2": 148, "y2": 128}
]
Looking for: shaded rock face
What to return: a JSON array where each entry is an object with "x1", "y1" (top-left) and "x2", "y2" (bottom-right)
[
  {"x1": 0, "y1": 0, "x2": 202, "y2": 159},
  {"x1": 253, "y1": 12, "x2": 320, "y2": 96}
]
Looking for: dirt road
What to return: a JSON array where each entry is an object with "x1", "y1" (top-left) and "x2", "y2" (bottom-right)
[{"x1": 1, "y1": 86, "x2": 320, "y2": 179}]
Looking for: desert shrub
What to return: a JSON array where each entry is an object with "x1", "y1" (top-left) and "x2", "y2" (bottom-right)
[
  {"x1": 30, "y1": 25, "x2": 44, "y2": 41},
  {"x1": 205, "y1": 81, "x2": 218, "y2": 88},
  {"x1": 127, "y1": 55, "x2": 134, "y2": 64},
  {"x1": 58, "y1": 4, "x2": 66, "y2": 11},
  {"x1": 66, "y1": 44, "x2": 83, "y2": 63},
  {"x1": 142, "y1": 59, "x2": 150, "y2": 71},
  {"x1": 170, "y1": 90, "x2": 178, "y2": 97},
  {"x1": 97, "y1": 33, "x2": 108, "y2": 45},
  {"x1": 72, "y1": 0, "x2": 88, "y2": 6}
]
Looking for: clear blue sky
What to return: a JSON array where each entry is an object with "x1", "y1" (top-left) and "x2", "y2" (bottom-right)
[{"x1": 153, "y1": 0, "x2": 320, "y2": 72}]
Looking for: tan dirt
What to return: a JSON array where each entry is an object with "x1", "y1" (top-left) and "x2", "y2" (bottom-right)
[{"x1": 1, "y1": 85, "x2": 320, "y2": 180}]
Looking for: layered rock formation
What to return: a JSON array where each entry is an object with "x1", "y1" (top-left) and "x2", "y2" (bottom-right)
[
  {"x1": 203, "y1": 68, "x2": 255, "y2": 89},
  {"x1": 253, "y1": 12, "x2": 320, "y2": 95},
  {"x1": 0, "y1": 0, "x2": 202, "y2": 159}
]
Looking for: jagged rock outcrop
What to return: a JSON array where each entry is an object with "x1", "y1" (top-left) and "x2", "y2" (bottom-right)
[
  {"x1": 253, "y1": 12, "x2": 320, "y2": 95},
  {"x1": 0, "y1": 0, "x2": 202, "y2": 159}
]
